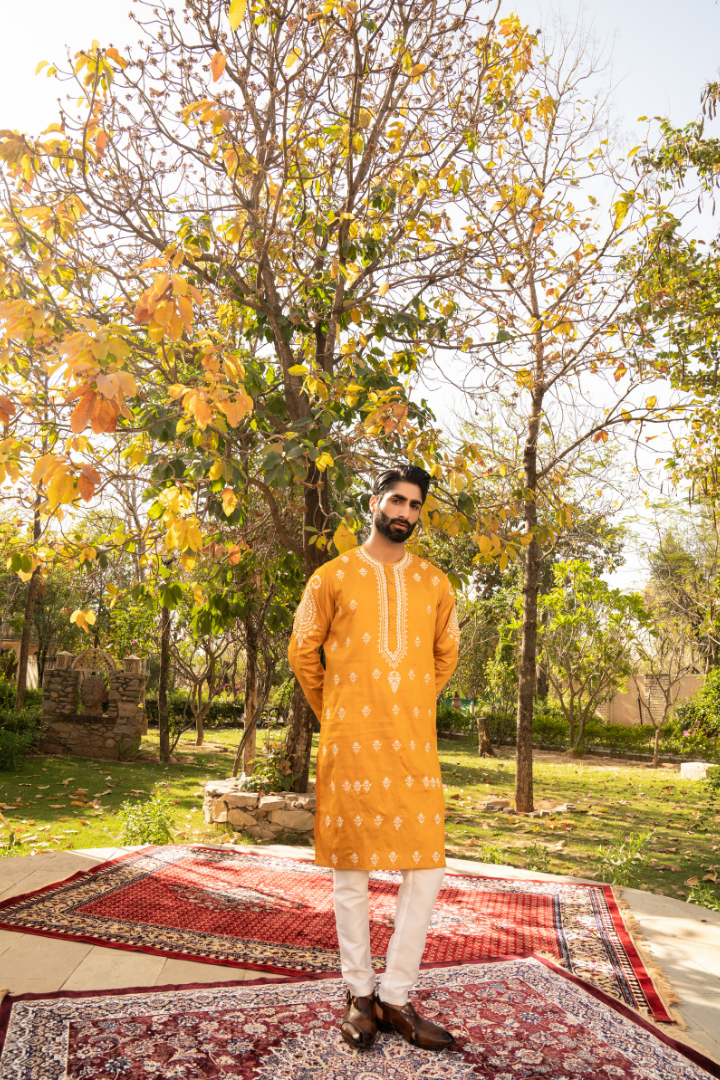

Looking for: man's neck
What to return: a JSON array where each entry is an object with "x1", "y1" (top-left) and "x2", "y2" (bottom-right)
[{"x1": 363, "y1": 529, "x2": 406, "y2": 565}]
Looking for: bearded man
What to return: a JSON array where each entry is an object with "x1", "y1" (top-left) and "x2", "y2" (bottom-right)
[{"x1": 288, "y1": 463, "x2": 459, "y2": 1051}]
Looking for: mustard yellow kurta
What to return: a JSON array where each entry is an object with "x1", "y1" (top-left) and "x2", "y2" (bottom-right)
[{"x1": 288, "y1": 546, "x2": 459, "y2": 871}]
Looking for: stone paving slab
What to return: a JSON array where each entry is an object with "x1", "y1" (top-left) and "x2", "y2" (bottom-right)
[{"x1": 0, "y1": 844, "x2": 717, "y2": 1063}]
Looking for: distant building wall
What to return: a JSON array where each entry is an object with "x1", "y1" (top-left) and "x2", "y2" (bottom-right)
[{"x1": 596, "y1": 673, "x2": 706, "y2": 726}]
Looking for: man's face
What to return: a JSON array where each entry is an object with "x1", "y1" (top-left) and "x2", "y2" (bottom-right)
[{"x1": 370, "y1": 481, "x2": 423, "y2": 544}]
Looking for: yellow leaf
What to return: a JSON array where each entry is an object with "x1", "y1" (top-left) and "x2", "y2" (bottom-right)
[
  {"x1": 476, "y1": 534, "x2": 492, "y2": 555},
  {"x1": 35, "y1": 61, "x2": 49, "y2": 75},
  {"x1": 519, "y1": 533, "x2": 533, "y2": 546},
  {"x1": 70, "y1": 608, "x2": 96, "y2": 633},
  {"x1": 210, "y1": 52, "x2": 226, "y2": 82},
  {"x1": 221, "y1": 487, "x2": 237, "y2": 516},
  {"x1": 409, "y1": 63, "x2": 427, "y2": 82},
  {"x1": 193, "y1": 587, "x2": 205, "y2": 606},
  {"x1": 498, "y1": 551, "x2": 508, "y2": 571},
  {"x1": 285, "y1": 46, "x2": 301, "y2": 68},
  {"x1": 208, "y1": 461, "x2": 223, "y2": 481},
  {"x1": 316, "y1": 451, "x2": 334, "y2": 471},
  {"x1": 228, "y1": 0, "x2": 247, "y2": 31},
  {"x1": 378, "y1": 282, "x2": 390, "y2": 296},
  {"x1": 333, "y1": 521, "x2": 358, "y2": 554},
  {"x1": 685, "y1": 877, "x2": 699, "y2": 886},
  {"x1": 646, "y1": 396, "x2": 657, "y2": 409},
  {"x1": 220, "y1": 393, "x2": 253, "y2": 426}
]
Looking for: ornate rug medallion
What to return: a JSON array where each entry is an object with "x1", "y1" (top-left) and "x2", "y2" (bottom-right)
[
  {"x1": 0, "y1": 959, "x2": 715, "y2": 1080},
  {"x1": 0, "y1": 846, "x2": 670, "y2": 1020}
]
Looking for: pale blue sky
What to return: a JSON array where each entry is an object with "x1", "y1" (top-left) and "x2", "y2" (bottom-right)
[{"x1": 1, "y1": 1, "x2": 719, "y2": 135}]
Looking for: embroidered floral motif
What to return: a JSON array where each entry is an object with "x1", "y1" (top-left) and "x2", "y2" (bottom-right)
[
  {"x1": 413, "y1": 573, "x2": 421, "y2": 581},
  {"x1": 405, "y1": 775, "x2": 414, "y2": 788},
  {"x1": 335, "y1": 816, "x2": 343, "y2": 827},
  {"x1": 418, "y1": 812, "x2": 425, "y2": 824},
  {"x1": 342, "y1": 781, "x2": 351, "y2": 792},
  {"x1": 408, "y1": 669, "x2": 416, "y2": 680},
  {"x1": 357, "y1": 546, "x2": 411, "y2": 667},
  {"x1": 410, "y1": 740, "x2": 416, "y2": 751},
  {"x1": 447, "y1": 602, "x2": 461, "y2": 642},
  {"x1": 353, "y1": 815, "x2": 362, "y2": 828},
  {"x1": 370, "y1": 853, "x2": 379, "y2": 866},
  {"x1": 432, "y1": 850, "x2": 440, "y2": 862},
  {"x1": 372, "y1": 740, "x2": 382, "y2": 752},
  {"x1": 349, "y1": 599, "x2": 357, "y2": 610},
  {"x1": 331, "y1": 853, "x2": 338, "y2": 865},
  {"x1": 349, "y1": 853, "x2": 358, "y2": 865},
  {"x1": 336, "y1": 570, "x2": 345, "y2": 580},
  {"x1": 434, "y1": 813, "x2": 442, "y2": 825},
  {"x1": 420, "y1": 561, "x2": 428, "y2": 569},
  {"x1": 349, "y1": 672, "x2": 357, "y2": 683},
  {"x1": 415, "y1": 636, "x2": 421, "y2": 647},
  {"x1": 362, "y1": 632, "x2": 371, "y2": 643},
  {"x1": 372, "y1": 668, "x2": 381, "y2": 679},
  {"x1": 373, "y1": 814, "x2": 383, "y2": 827},
  {"x1": 432, "y1": 575, "x2": 440, "y2": 587},
  {"x1": 292, "y1": 574, "x2": 322, "y2": 644},
  {"x1": 351, "y1": 741, "x2": 361, "y2": 754},
  {"x1": 391, "y1": 704, "x2": 399, "y2": 715},
  {"x1": 413, "y1": 707, "x2": 419, "y2": 717},
  {"x1": 382, "y1": 777, "x2": 391, "y2": 789},
  {"x1": 412, "y1": 851, "x2": 421, "y2": 863},
  {"x1": 392, "y1": 740, "x2": 401, "y2": 751},
  {"x1": 388, "y1": 670, "x2": 401, "y2": 693},
  {"x1": 362, "y1": 705, "x2": 371, "y2": 717},
  {"x1": 393, "y1": 816, "x2": 403, "y2": 830},
  {"x1": 389, "y1": 851, "x2": 397, "y2": 864}
]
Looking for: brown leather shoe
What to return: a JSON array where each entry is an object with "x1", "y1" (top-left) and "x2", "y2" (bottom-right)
[
  {"x1": 340, "y1": 990, "x2": 378, "y2": 1049},
  {"x1": 374, "y1": 997, "x2": 454, "y2": 1050}
]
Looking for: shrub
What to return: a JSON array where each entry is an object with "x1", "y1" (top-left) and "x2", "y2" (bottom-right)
[
  {"x1": 116, "y1": 787, "x2": 175, "y2": 845},
  {"x1": 595, "y1": 827, "x2": 654, "y2": 887},
  {"x1": 686, "y1": 881, "x2": 720, "y2": 913},
  {"x1": 436, "y1": 704, "x2": 473, "y2": 733},
  {"x1": 0, "y1": 678, "x2": 41, "y2": 770},
  {"x1": 532, "y1": 700, "x2": 568, "y2": 747}
]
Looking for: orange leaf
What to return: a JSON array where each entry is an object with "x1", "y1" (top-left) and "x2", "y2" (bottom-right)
[
  {"x1": 0, "y1": 394, "x2": 16, "y2": 423},
  {"x1": 228, "y1": 542, "x2": 245, "y2": 565},
  {"x1": 593, "y1": 429, "x2": 609, "y2": 443},
  {"x1": 77, "y1": 472, "x2": 95, "y2": 502},
  {"x1": 70, "y1": 390, "x2": 97, "y2": 434},
  {"x1": 220, "y1": 393, "x2": 253, "y2": 426},
  {"x1": 210, "y1": 52, "x2": 226, "y2": 82},
  {"x1": 80, "y1": 462, "x2": 101, "y2": 484},
  {"x1": 176, "y1": 294, "x2": 193, "y2": 331},
  {"x1": 90, "y1": 398, "x2": 119, "y2": 434}
]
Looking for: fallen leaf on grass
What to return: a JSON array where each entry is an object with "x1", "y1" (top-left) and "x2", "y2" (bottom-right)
[
  {"x1": 78, "y1": 820, "x2": 90, "y2": 826},
  {"x1": 70, "y1": 800, "x2": 86, "y2": 806},
  {"x1": 703, "y1": 873, "x2": 719, "y2": 883},
  {"x1": 36, "y1": 785, "x2": 49, "y2": 790},
  {"x1": 61, "y1": 778, "x2": 76, "y2": 786},
  {"x1": 49, "y1": 804, "x2": 66, "y2": 809},
  {"x1": 685, "y1": 877, "x2": 699, "y2": 886},
  {"x1": 0, "y1": 803, "x2": 19, "y2": 810},
  {"x1": 94, "y1": 790, "x2": 113, "y2": 797}
]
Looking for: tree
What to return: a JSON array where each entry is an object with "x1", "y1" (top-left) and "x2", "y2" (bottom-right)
[
  {"x1": 442, "y1": 31, "x2": 666, "y2": 809},
  {"x1": 0, "y1": 0, "x2": 538, "y2": 788},
  {"x1": 537, "y1": 560, "x2": 648, "y2": 753},
  {"x1": 633, "y1": 611, "x2": 701, "y2": 767}
]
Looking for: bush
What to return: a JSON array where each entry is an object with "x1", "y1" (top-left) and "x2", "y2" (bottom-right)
[
  {"x1": 239, "y1": 732, "x2": 297, "y2": 791},
  {"x1": 596, "y1": 827, "x2": 654, "y2": 887},
  {"x1": 0, "y1": 678, "x2": 41, "y2": 770},
  {"x1": 532, "y1": 700, "x2": 568, "y2": 747},
  {"x1": 116, "y1": 787, "x2": 175, "y2": 845},
  {"x1": 436, "y1": 704, "x2": 472, "y2": 734}
]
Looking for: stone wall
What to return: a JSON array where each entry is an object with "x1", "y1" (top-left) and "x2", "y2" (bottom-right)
[
  {"x1": 203, "y1": 778, "x2": 316, "y2": 841},
  {"x1": 39, "y1": 654, "x2": 147, "y2": 761}
]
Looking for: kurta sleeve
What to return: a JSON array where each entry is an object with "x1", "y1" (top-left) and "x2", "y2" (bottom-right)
[
  {"x1": 288, "y1": 568, "x2": 335, "y2": 721},
  {"x1": 434, "y1": 581, "x2": 460, "y2": 696}
]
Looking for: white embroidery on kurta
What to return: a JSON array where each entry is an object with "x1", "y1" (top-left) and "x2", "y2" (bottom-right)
[
  {"x1": 432, "y1": 575, "x2": 440, "y2": 587},
  {"x1": 392, "y1": 740, "x2": 401, "y2": 752},
  {"x1": 357, "y1": 546, "x2": 411, "y2": 667},
  {"x1": 412, "y1": 851, "x2": 421, "y2": 864},
  {"x1": 405, "y1": 775, "x2": 414, "y2": 787},
  {"x1": 393, "y1": 816, "x2": 403, "y2": 830},
  {"x1": 447, "y1": 603, "x2": 461, "y2": 642},
  {"x1": 349, "y1": 599, "x2": 357, "y2": 611},
  {"x1": 434, "y1": 814, "x2": 442, "y2": 825},
  {"x1": 351, "y1": 741, "x2": 361, "y2": 754},
  {"x1": 331, "y1": 854, "x2": 338, "y2": 865},
  {"x1": 426, "y1": 605, "x2": 432, "y2": 614},
  {"x1": 382, "y1": 777, "x2": 391, "y2": 789},
  {"x1": 330, "y1": 642, "x2": 338, "y2": 652},
  {"x1": 423, "y1": 776, "x2": 429, "y2": 788},
  {"x1": 342, "y1": 781, "x2": 351, "y2": 792},
  {"x1": 330, "y1": 780, "x2": 335, "y2": 792},
  {"x1": 413, "y1": 573, "x2": 421, "y2": 581},
  {"x1": 388, "y1": 671, "x2": 401, "y2": 693},
  {"x1": 334, "y1": 675, "x2": 339, "y2": 685},
  {"x1": 410, "y1": 740, "x2": 416, "y2": 751},
  {"x1": 425, "y1": 742, "x2": 431, "y2": 754},
  {"x1": 349, "y1": 672, "x2": 357, "y2": 683},
  {"x1": 359, "y1": 567, "x2": 368, "y2": 576},
  {"x1": 373, "y1": 814, "x2": 383, "y2": 827},
  {"x1": 336, "y1": 570, "x2": 345, "y2": 580},
  {"x1": 391, "y1": 704, "x2": 399, "y2": 715},
  {"x1": 341, "y1": 555, "x2": 349, "y2": 563},
  {"x1": 420, "y1": 561, "x2": 428, "y2": 570},
  {"x1": 362, "y1": 780, "x2": 371, "y2": 792},
  {"x1": 424, "y1": 673, "x2": 431, "y2": 684},
  {"x1": 339, "y1": 708, "x2": 346, "y2": 718},
  {"x1": 350, "y1": 853, "x2": 358, "y2": 865},
  {"x1": 362, "y1": 632, "x2": 371, "y2": 643},
  {"x1": 373, "y1": 740, "x2": 382, "y2": 752},
  {"x1": 362, "y1": 706, "x2": 371, "y2": 717},
  {"x1": 418, "y1": 812, "x2": 425, "y2": 824},
  {"x1": 332, "y1": 744, "x2": 338, "y2": 755},
  {"x1": 353, "y1": 815, "x2": 362, "y2": 827},
  {"x1": 413, "y1": 707, "x2": 419, "y2": 718},
  {"x1": 324, "y1": 815, "x2": 331, "y2": 827},
  {"x1": 322, "y1": 745, "x2": 327, "y2": 757},
  {"x1": 292, "y1": 574, "x2": 322, "y2": 644},
  {"x1": 408, "y1": 669, "x2": 416, "y2": 681},
  {"x1": 336, "y1": 816, "x2": 343, "y2": 827},
  {"x1": 389, "y1": 851, "x2": 397, "y2": 864},
  {"x1": 370, "y1": 853, "x2": 379, "y2": 866},
  {"x1": 432, "y1": 851, "x2": 440, "y2": 863},
  {"x1": 345, "y1": 638, "x2": 351, "y2": 647},
  {"x1": 415, "y1": 636, "x2": 421, "y2": 647},
  {"x1": 372, "y1": 668, "x2": 381, "y2": 679}
]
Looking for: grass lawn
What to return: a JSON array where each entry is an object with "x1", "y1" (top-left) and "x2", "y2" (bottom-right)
[{"x1": 0, "y1": 729, "x2": 718, "y2": 903}]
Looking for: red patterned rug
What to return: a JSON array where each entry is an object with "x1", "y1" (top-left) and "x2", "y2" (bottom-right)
[
  {"x1": 0, "y1": 845, "x2": 671, "y2": 1020},
  {"x1": 0, "y1": 958, "x2": 715, "y2": 1080}
]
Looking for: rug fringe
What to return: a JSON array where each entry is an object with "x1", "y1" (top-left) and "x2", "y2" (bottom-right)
[{"x1": 612, "y1": 887, "x2": 688, "y2": 1030}]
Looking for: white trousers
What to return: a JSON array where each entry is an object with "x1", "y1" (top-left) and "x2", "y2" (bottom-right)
[{"x1": 333, "y1": 867, "x2": 445, "y2": 1006}]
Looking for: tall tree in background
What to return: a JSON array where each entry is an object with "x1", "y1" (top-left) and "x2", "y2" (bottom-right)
[{"x1": 0, "y1": 0, "x2": 538, "y2": 787}]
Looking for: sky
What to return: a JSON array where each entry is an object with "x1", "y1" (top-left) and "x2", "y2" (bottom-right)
[{"x1": 1, "y1": 0, "x2": 717, "y2": 591}]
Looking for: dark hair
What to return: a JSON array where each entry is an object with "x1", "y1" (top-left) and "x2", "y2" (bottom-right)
[{"x1": 372, "y1": 463, "x2": 431, "y2": 505}]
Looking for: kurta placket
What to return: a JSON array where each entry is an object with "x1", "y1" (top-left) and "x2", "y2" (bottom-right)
[{"x1": 289, "y1": 547, "x2": 460, "y2": 872}]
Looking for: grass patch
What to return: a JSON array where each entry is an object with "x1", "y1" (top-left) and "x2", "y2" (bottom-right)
[{"x1": 1, "y1": 729, "x2": 719, "y2": 906}]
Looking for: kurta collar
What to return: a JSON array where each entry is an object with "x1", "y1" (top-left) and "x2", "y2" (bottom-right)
[{"x1": 357, "y1": 546, "x2": 412, "y2": 572}]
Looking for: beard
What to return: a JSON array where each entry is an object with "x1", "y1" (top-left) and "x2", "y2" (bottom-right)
[{"x1": 374, "y1": 507, "x2": 417, "y2": 544}]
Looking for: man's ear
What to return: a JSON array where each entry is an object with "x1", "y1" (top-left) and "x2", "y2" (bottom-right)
[{"x1": 369, "y1": 494, "x2": 377, "y2": 514}]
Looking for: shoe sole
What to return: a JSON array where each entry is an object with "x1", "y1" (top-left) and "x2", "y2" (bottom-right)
[{"x1": 376, "y1": 1018, "x2": 454, "y2": 1051}]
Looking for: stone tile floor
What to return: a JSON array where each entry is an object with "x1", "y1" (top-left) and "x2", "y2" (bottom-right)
[{"x1": 0, "y1": 844, "x2": 718, "y2": 1064}]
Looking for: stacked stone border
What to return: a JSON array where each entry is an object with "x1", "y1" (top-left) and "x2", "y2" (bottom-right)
[{"x1": 203, "y1": 778, "x2": 316, "y2": 841}]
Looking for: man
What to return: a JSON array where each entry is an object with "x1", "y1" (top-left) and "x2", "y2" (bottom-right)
[{"x1": 288, "y1": 463, "x2": 460, "y2": 1051}]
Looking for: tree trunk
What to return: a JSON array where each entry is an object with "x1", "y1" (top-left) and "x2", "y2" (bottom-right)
[
  {"x1": 243, "y1": 620, "x2": 258, "y2": 774},
  {"x1": 514, "y1": 352, "x2": 544, "y2": 812},
  {"x1": 652, "y1": 726, "x2": 660, "y2": 767},
  {"x1": 195, "y1": 673, "x2": 207, "y2": 746},
  {"x1": 15, "y1": 570, "x2": 40, "y2": 710},
  {"x1": 158, "y1": 605, "x2": 171, "y2": 764},
  {"x1": 284, "y1": 471, "x2": 329, "y2": 788},
  {"x1": 477, "y1": 714, "x2": 496, "y2": 758}
]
